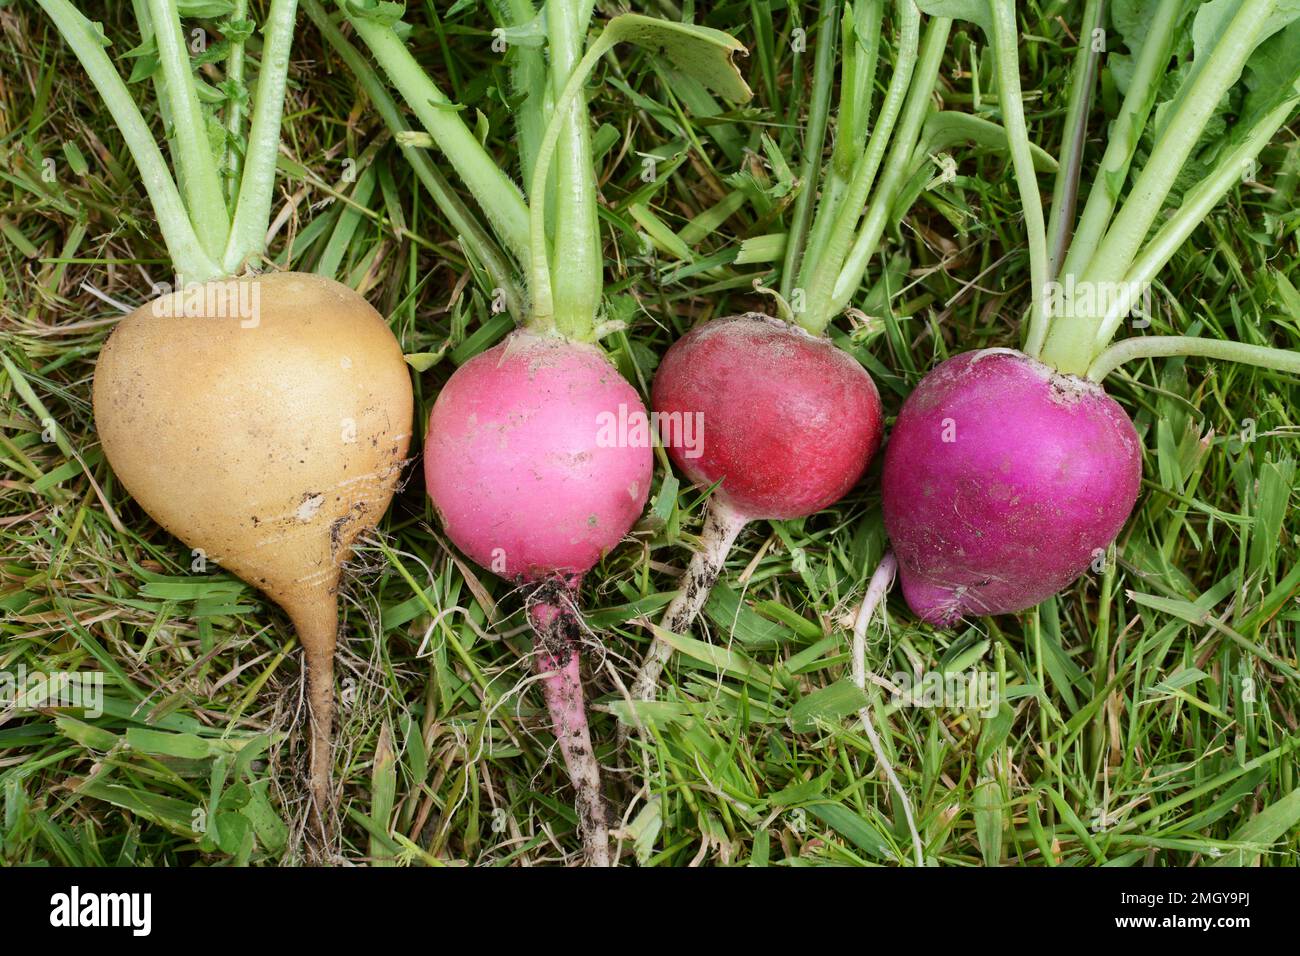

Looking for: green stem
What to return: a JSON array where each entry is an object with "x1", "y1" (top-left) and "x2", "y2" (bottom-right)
[
  {"x1": 339, "y1": 0, "x2": 531, "y2": 265},
  {"x1": 543, "y1": 0, "x2": 601, "y2": 338},
  {"x1": 528, "y1": 31, "x2": 618, "y2": 331},
  {"x1": 487, "y1": 0, "x2": 547, "y2": 191},
  {"x1": 799, "y1": 1, "x2": 886, "y2": 301},
  {"x1": 1088, "y1": 336, "x2": 1300, "y2": 383},
  {"x1": 823, "y1": 12, "x2": 945, "y2": 328},
  {"x1": 779, "y1": 0, "x2": 840, "y2": 301},
  {"x1": 798, "y1": 0, "x2": 921, "y2": 333},
  {"x1": 1058, "y1": 0, "x2": 1184, "y2": 281},
  {"x1": 224, "y1": 0, "x2": 250, "y2": 202},
  {"x1": 302, "y1": 0, "x2": 524, "y2": 315},
  {"x1": 223, "y1": 0, "x2": 298, "y2": 274},
  {"x1": 147, "y1": 0, "x2": 231, "y2": 259},
  {"x1": 1092, "y1": 95, "x2": 1300, "y2": 350},
  {"x1": 1044, "y1": 0, "x2": 1270, "y2": 374},
  {"x1": 801, "y1": 0, "x2": 883, "y2": 285},
  {"x1": 1045, "y1": 0, "x2": 1104, "y2": 280},
  {"x1": 34, "y1": 0, "x2": 221, "y2": 281},
  {"x1": 986, "y1": 0, "x2": 1050, "y2": 359}
]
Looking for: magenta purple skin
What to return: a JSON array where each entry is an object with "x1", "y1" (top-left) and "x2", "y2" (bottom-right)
[{"x1": 881, "y1": 349, "x2": 1142, "y2": 627}]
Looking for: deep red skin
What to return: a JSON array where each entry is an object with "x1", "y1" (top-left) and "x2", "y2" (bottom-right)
[
  {"x1": 652, "y1": 313, "x2": 884, "y2": 520},
  {"x1": 881, "y1": 349, "x2": 1142, "y2": 627}
]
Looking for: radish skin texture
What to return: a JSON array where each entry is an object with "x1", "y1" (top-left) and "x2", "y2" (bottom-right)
[
  {"x1": 652, "y1": 313, "x2": 884, "y2": 520},
  {"x1": 881, "y1": 349, "x2": 1141, "y2": 626},
  {"x1": 93, "y1": 272, "x2": 414, "y2": 821},
  {"x1": 424, "y1": 329, "x2": 652, "y2": 581}
]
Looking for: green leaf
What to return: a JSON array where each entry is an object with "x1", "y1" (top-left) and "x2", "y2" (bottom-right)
[
  {"x1": 915, "y1": 0, "x2": 991, "y2": 31},
  {"x1": 1213, "y1": 787, "x2": 1300, "y2": 866},
  {"x1": 76, "y1": 780, "x2": 197, "y2": 836},
  {"x1": 626, "y1": 798, "x2": 663, "y2": 865},
  {"x1": 787, "y1": 679, "x2": 869, "y2": 733},
  {"x1": 974, "y1": 776, "x2": 1003, "y2": 865},
  {"x1": 176, "y1": 0, "x2": 236, "y2": 15},
  {"x1": 345, "y1": 0, "x2": 410, "y2": 32},
  {"x1": 768, "y1": 770, "x2": 831, "y2": 806},
  {"x1": 55, "y1": 716, "x2": 119, "y2": 751},
  {"x1": 126, "y1": 728, "x2": 214, "y2": 759},
  {"x1": 806, "y1": 802, "x2": 888, "y2": 858},
  {"x1": 601, "y1": 14, "x2": 753, "y2": 104},
  {"x1": 650, "y1": 624, "x2": 773, "y2": 684}
]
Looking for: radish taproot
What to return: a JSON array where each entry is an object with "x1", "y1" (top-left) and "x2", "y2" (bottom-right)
[
  {"x1": 628, "y1": 4, "x2": 1053, "y2": 707},
  {"x1": 40, "y1": 0, "x2": 414, "y2": 825},
  {"x1": 329, "y1": 2, "x2": 751, "y2": 863},
  {"x1": 883, "y1": 0, "x2": 1300, "y2": 626}
]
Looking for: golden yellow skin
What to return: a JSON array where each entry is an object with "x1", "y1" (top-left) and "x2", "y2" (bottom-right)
[{"x1": 93, "y1": 271, "x2": 413, "y2": 819}]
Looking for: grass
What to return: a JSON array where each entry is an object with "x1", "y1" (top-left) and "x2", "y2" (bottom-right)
[{"x1": 0, "y1": 0, "x2": 1298, "y2": 866}]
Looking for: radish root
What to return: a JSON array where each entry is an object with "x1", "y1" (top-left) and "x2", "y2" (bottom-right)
[
  {"x1": 527, "y1": 586, "x2": 611, "y2": 867},
  {"x1": 624, "y1": 499, "x2": 747, "y2": 739},
  {"x1": 850, "y1": 552, "x2": 925, "y2": 866},
  {"x1": 288, "y1": 595, "x2": 340, "y2": 843}
]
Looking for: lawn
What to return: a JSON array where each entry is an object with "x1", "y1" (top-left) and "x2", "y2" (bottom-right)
[{"x1": 0, "y1": 0, "x2": 1297, "y2": 866}]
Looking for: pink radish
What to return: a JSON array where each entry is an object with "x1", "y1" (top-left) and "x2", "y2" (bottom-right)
[
  {"x1": 424, "y1": 334, "x2": 652, "y2": 868},
  {"x1": 334, "y1": 1, "x2": 752, "y2": 861},
  {"x1": 424, "y1": 332, "x2": 650, "y2": 582}
]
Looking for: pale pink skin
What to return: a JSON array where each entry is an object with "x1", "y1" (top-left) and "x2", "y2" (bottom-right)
[
  {"x1": 881, "y1": 349, "x2": 1142, "y2": 627},
  {"x1": 424, "y1": 330, "x2": 652, "y2": 582},
  {"x1": 652, "y1": 313, "x2": 884, "y2": 520}
]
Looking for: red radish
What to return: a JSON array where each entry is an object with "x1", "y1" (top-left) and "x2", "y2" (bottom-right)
[
  {"x1": 628, "y1": 314, "x2": 883, "y2": 703},
  {"x1": 627, "y1": 7, "x2": 960, "y2": 710},
  {"x1": 880, "y1": 349, "x2": 1140, "y2": 626},
  {"x1": 424, "y1": 331, "x2": 650, "y2": 582},
  {"x1": 654, "y1": 315, "x2": 884, "y2": 521}
]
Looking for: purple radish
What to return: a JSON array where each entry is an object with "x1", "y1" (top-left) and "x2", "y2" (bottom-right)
[{"x1": 881, "y1": 349, "x2": 1141, "y2": 626}]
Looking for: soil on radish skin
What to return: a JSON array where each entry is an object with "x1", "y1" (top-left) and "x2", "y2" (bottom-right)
[{"x1": 526, "y1": 579, "x2": 584, "y2": 663}]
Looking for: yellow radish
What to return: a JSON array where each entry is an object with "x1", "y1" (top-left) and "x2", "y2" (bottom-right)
[
  {"x1": 94, "y1": 272, "x2": 412, "y2": 819},
  {"x1": 37, "y1": 0, "x2": 415, "y2": 830}
]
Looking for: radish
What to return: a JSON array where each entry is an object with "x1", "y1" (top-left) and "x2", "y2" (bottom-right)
[
  {"x1": 327, "y1": 1, "x2": 751, "y2": 863},
  {"x1": 634, "y1": 312, "x2": 884, "y2": 699},
  {"x1": 39, "y1": 0, "x2": 414, "y2": 828},
  {"x1": 885, "y1": 0, "x2": 1300, "y2": 626},
  {"x1": 628, "y1": 3, "x2": 1056, "y2": 706}
]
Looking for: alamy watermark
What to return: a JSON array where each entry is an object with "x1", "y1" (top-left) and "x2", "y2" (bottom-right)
[
  {"x1": 150, "y1": 276, "x2": 262, "y2": 328},
  {"x1": 1045, "y1": 276, "x2": 1154, "y2": 327},
  {"x1": 889, "y1": 669, "x2": 999, "y2": 718},
  {"x1": 1, "y1": 665, "x2": 104, "y2": 718},
  {"x1": 596, "y1": 403, "x2": 705, "y2": 459}
]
